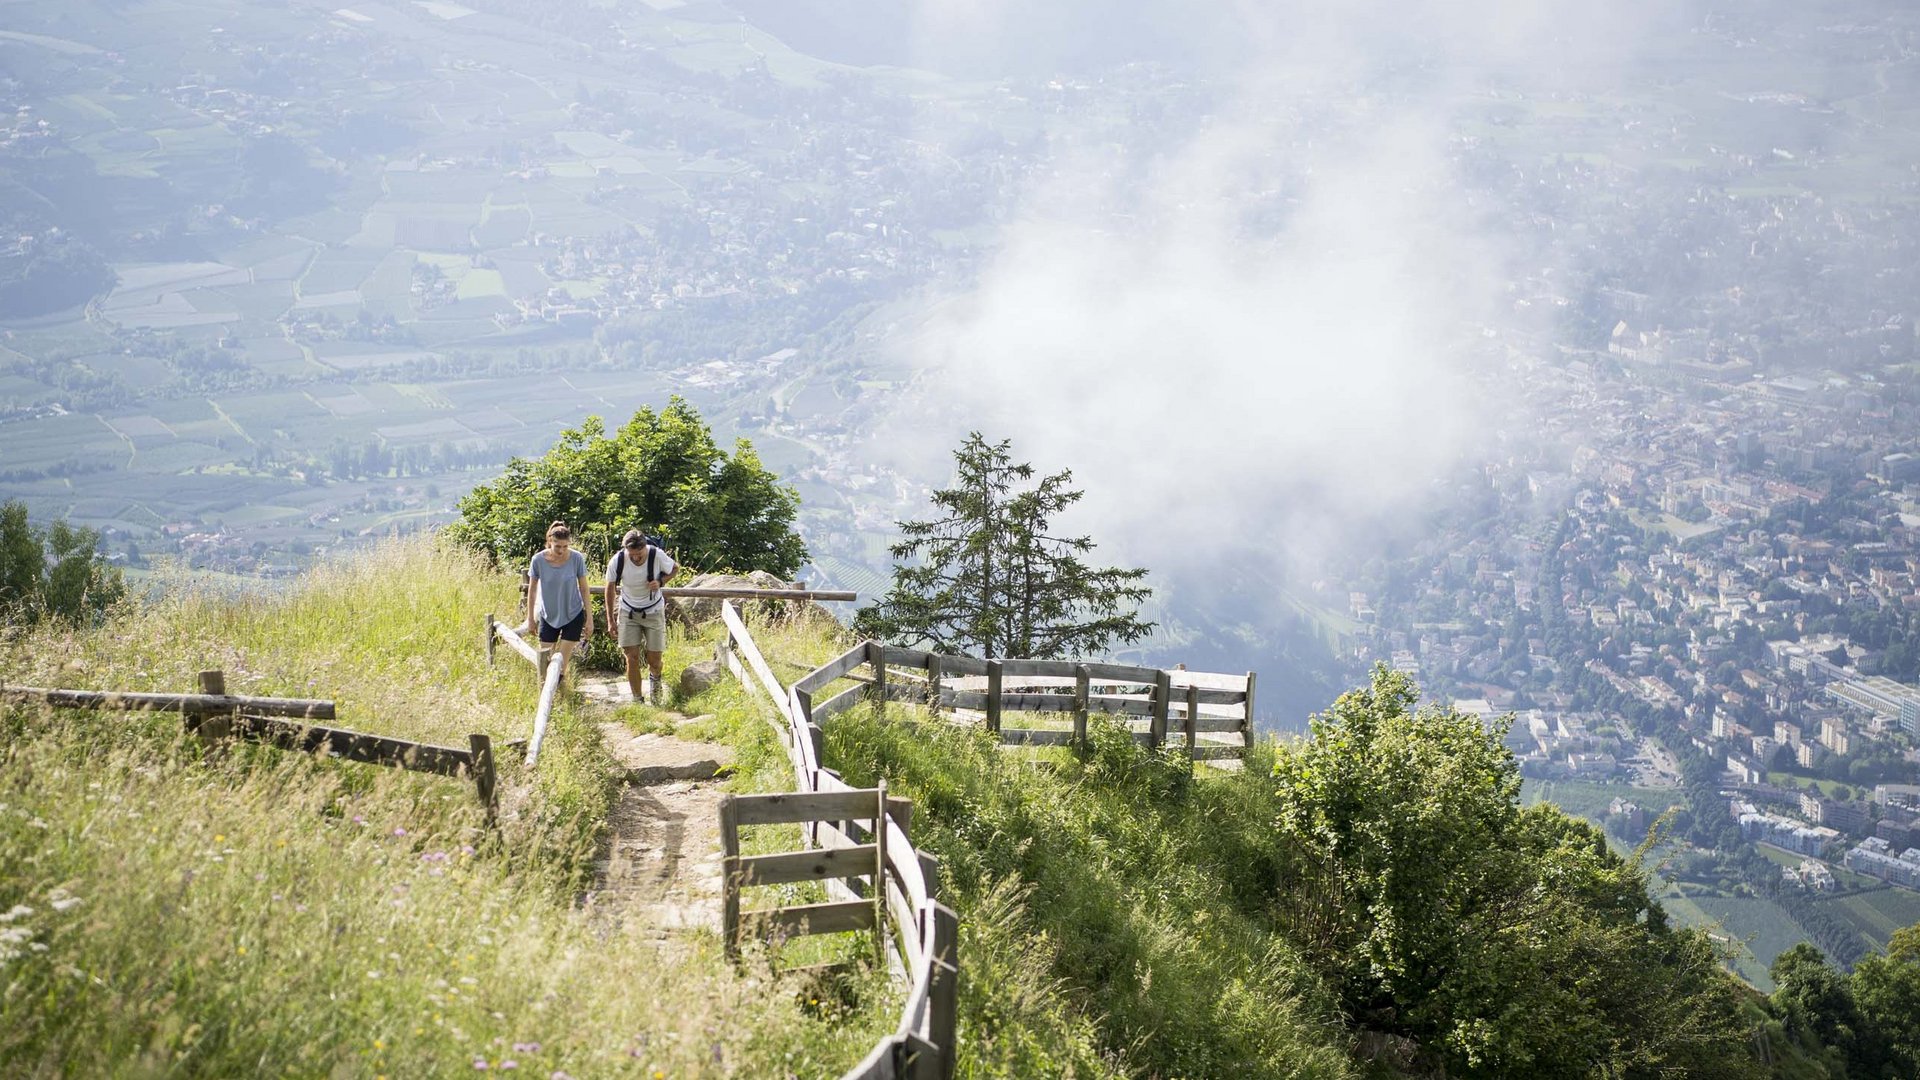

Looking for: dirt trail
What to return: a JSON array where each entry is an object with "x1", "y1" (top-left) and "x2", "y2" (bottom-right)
[{"x1": 574, "y1": 673, "x2": 734, "y2": 941}]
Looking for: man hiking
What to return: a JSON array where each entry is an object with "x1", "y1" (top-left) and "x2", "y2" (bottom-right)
[{"x1": 604, "y1": 529, "x2": 677, "y2": 703}]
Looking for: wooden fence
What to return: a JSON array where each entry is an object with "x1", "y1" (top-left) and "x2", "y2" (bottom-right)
[
  {"x1": 1, "y1": 670, "x2": 498, "y2": 817},
  {"x1": 483, "y1": 614, "x2": 567, "y2": 767},
  {"x1": 485, "y1": 587, "x2": 855, "y2": 769},
  {"x1": 718, "y1": 602, "x2": 959, "y2": 1080},
  {"x1": 795, "y1": 644, "x2": 1257, "y2": 765}
]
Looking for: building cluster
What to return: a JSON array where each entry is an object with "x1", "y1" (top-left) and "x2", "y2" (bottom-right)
[
  {"x1": 1733, "y1": 800, "x2": 1843, "y2": 857},
  {"x1": 1843, "y1": 836, "x2": 1920, "y2": 889}
]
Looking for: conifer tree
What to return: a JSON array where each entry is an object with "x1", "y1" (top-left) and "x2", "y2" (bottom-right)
[{"x1": 856, "y1": 433, "x2": 1152, "y2": 659}]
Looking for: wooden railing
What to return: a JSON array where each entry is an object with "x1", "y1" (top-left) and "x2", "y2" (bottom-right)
[
  {"x1": 1, "y1": 670, "x2": 498, "y2": 817},
  {"x1": 797, "y1": 644, "x2": 1256, "y2": 764},
  {"x1": 484, "y1": 586, "x2": 853, "y2": 769},
  {"x1": 717, "y1": 602, "x2": 959, "y2": 1080},
  {"x1": 483, "y1": 614, "x2": 567, "y2": 767}
]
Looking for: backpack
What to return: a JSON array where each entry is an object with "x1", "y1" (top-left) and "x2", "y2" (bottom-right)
[{"x1": 611, "y1": 538, "x2": 668, "y2": 613}]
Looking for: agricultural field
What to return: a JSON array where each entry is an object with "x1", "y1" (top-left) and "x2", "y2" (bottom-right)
[
  {"x1": 1809, "y1": 887, "x2": 1920, "y2": 950},
  {"x1": 1660, "y1": 888, "x2": 1811, "y2": 992},
  {"x1": 1521, "y1": 778, "x2": 1686, "y2": 825}
]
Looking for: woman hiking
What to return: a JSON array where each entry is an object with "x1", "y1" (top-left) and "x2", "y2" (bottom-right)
[{"x1": 525, "y1": 521, "x2": 593, "y2": 672}]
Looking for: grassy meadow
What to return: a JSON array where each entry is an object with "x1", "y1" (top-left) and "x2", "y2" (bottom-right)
[{"x1": 0, "y1": 536, "x2": 893, "y2": 1078}]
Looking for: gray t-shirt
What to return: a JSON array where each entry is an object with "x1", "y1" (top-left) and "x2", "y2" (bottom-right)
[{"x1": 528, "y1": 549, "x2": 587, "y2": 625}]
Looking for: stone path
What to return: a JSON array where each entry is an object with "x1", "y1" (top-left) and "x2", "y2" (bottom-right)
[{"x1": 574, "y1": 673, "x2": 734, "y2": 941}]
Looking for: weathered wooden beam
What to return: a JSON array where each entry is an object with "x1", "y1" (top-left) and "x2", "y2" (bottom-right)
[
  {"x1": 227, "y1": 714, "x2": 473, "y2": 776},
  {"x1": 1191, "y1": 744, "x2": 1248, "y2": 761},
  {"x1": 1185, "y1": 684, "x2": 1200, "y2": 755},
  {"x1": 795, "y1": 642, "x2": 871, "y2": 695},
  {"x1": 997, "y1": 729, "x2": 1075, "y2": 746},
  {"x1": 741, "y1": 898, "x2": 877, "y2": 938},
  {"x1": 723, "y1": 602, "x2": 791, "y2": 716},
  {"x1": 736, "y1": 844, "x2": 881, "y2": 887},
  {"x1": 719, "y1": 794, "x2": 741, "y2": 963},
  {"x1": 525, "y1": 650, "x2": 565, "y2": 768},
  {"x1": 493, "y1": 621, "x2": 540, "y2": 667},
  {"x1": 732, "y1": 788, "x2": 887, "y2": 825},
  {"x1": 585, "y1": 585, "x2": 859, "y2": 601},
  {"x1": 868, "y1": 641, "x2": 887, "y2": 715},
  {"x1": 925, "y1": 902, "x2": 960, "y2": 1080},
  {"x1": 469, "y1": 733, "x2": 497, "y2": 819},
  {"x1": 1072, "y1": 665, "x2": 1090, "y2": 747},
  {"x1": 2, "y1": 683, "x2": 336, "y2": 720},
  {"x1": 811, "y1": 682, "x2": 866, "y2": 723},
  {"x1": 1243, "y1": 670, "x2": 1258, "y2": 750},
  {"x1": 984, "y1": 660, "x2": 1002, "y2": 735}
]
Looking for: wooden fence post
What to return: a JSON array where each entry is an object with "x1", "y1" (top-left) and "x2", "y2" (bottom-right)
[
  {"x1": 1243, "y1": 671, "x2": 1258, "y2": 750},
  {"x1": 985, "y1": 660, "x2": 1003, "y2": 735},
  {"x1": 868, "y1": 641, "x2": 887, "y2": 716},
  {"x1": 484, "y1": 613, "x2": 496, "y2": 666},
  {"x1": 927, "y1": 901, "x2": 960, "y2": 1080},
  {"x1": 1072, "y1": 664, "x2": 1090, "y2": 748},
  {"x1": 720, "y1": 794, "x2": 741, "y2": 963},
  {"x1": 1152, "y1": 669, "x2": 1171, "y2": 751},
  {"x1": 535, "y1": 646, "x2": 551, "y2": 684},
  {"x1": 918, "y1": 850, "x2": 942, "y2": 902},
  {"x1": 873, "y1": 781, "x2": 888, "y2": 967},
  {"x1": 926, "y1": 654, "x2": 942, "y2": 711},
  {"x1": 1185, "y1": 684, "x2": 1200, "y2": 773},
  {"x1": 805, "y1": 722, "x2": 825, "y2": 769},
  {"x1": 469, "y1": 733, "x2": 497, "y2": 821},
  {"x1": 886, "y1": 795, "x2": 913, "y2": 839},
  {"x1": 195, "y1": 669, "x2": 232, "y2": 744}
]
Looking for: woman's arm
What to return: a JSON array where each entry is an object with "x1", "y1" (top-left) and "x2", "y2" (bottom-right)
[
  {"x1": 525, "y1": 558, "x2": 538, "y2": 630},
  {"x1": 577, "y1": 558, "x2": 594, "y2": 636}
]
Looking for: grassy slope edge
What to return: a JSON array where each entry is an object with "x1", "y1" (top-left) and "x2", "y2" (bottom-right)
[
  {"x1": 0, "y1": 536, "x2": 888, "y2": 1078},
  {"x1": 2, "y1": 537, "x2": 1823, "y2": 1079}
]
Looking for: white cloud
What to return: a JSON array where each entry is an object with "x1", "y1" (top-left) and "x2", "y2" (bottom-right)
[{"x1": 883, "y1": 0, "x2": 1684, "y2": 572}]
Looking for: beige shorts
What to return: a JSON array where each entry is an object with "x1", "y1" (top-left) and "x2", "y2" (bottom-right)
[{"x1": 618, "y1": 603, "x2": 667, "y2": 652}]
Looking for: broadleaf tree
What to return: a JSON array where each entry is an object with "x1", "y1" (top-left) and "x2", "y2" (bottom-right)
[
  {"x1": 1271, "y1": 665, "x2": 1762, "y2": 1078},
  {"x1": 0, "y1": 500, "x2": 126, "y2": 626},
  {"x1": 855, "y1": 433, "x2": 1152, "y2": 659},
  {"x1": 446, "y1": 398, "x2": 806, "y2": 577}
]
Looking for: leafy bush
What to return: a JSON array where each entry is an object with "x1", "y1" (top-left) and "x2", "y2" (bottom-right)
[
  {"x1": 447, "y1": 397, "x2": 806, "y2": 577},
  {"x1": 0, "y1": 500, "x2": 125, "y2": 627},
  {"x1": 1271, "y1": 665, "x2": 1762, "y2": 1078}
]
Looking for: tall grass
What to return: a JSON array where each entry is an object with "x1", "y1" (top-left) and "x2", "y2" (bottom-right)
[
  {"x1": 667, "y1": 606, "x2": 1357, "y2": 1077},
  {"x1": 0, "y1": 535, "x2": 894, "y2": 1078},
  {"x1": 824, "y1": 712, "x2": 1360, "y2": 1080}
]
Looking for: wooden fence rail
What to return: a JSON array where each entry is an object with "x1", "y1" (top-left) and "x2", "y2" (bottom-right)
[
  {"x1": 718, "y1": 604, "x2": 959, "y2": 1080},
  {"x1": 2, "y1": 671, "x2": 497, "y2": 817},
  {"x1": 711, "y1": 615, "x2": 1263, "y2": 1076},
  {"x1": 483, "y1": 614, "x2": 569, "y2": 768},
  {"x1": 790, "y1": 642, "x2": 1257, "y2": 764}
]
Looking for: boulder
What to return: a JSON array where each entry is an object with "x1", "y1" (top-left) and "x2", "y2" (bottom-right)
[
  {"x1": 624, "y1": 760, "x2": 723, "y2": 786},
  {"x1": 678, "y1": 658, "x2": 723, "y2": 699},
  {"x1": 670, "y1": 570, "x2": 835, "y2": 628}
]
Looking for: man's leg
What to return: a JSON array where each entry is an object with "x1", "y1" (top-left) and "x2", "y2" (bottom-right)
[
  {"x1": 647, "y1": 649, "x2": 665, "y2": 685},
  {"x1": 643, "y1": 609, "x2": 667, "y2": 703},
  {"x1": 622, "y1": 645, "x2": 643, "y2": 698}
]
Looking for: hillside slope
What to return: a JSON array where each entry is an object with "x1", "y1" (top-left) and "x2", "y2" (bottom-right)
[
  {"x1": 1, "y1": 536, "x2": 1826, "y2": 1078},
  {"x1": 0, "y1": 537, "x2": 890, "y2": 1078}
]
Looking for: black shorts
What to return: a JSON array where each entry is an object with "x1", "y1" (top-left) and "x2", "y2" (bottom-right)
[{"x1": 538, "y1": 611, "x2": 586, "y2": 643}]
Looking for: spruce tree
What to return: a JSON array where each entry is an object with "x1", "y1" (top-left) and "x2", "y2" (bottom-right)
[{"x1": 856, "y1": 433, "x2": 1152, "y2": 659}]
